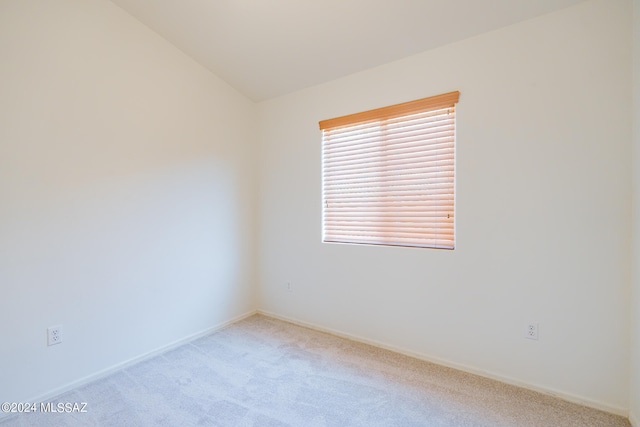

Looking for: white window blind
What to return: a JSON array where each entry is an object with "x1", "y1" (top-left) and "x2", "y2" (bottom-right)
[{"x1": 319, "y1": 91, "x2": 459, "y2": 249}]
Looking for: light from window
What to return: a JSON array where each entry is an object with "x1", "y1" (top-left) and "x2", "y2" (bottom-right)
[{"x1": 319, "y1": 91, "x2": 459, "y2": 249}]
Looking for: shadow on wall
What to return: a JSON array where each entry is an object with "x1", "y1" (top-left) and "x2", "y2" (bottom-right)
[{"x1": 0, "y1": 155, "x2": 247, "y2": 401}]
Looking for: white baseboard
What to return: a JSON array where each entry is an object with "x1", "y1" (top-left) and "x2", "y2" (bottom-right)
[
  {"x1": 630, "y1": 410, "x2": 638, "y2": 427},
  {"x1": 257, "y1": 309, "x2": 628, "y2": 418},
  {"x1": 0, "y1": 309, "x2": 257, "y2": 421},
  {"x1": 3, "y1": 309, "x2": 629, "y2": 422}
]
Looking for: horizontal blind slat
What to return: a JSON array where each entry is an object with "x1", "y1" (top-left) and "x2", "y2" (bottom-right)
[
  {"x1": 324, "y1": 138, "x2": 454, "y2": 163},
  {"x1": 324, "y1": 146, "x2": 454, "y2": 169},
  {"x1": 324, "y1": 168, "x2": 454, "y2": 183},
  {"x1": 324, "y1": 118, "x2": 454, "y2": 149},
  {"x1": 325, "y1": 206, "x2": 455, "y2": 214},
  {"x1": 324, "y1": 169, "x2": 453, "y2": 182},
  {"x1": 326, "y1": 221, "x2": 454, "y2": 228},
  {"x1": 324, "y1": 213, "x2": 454, "y2": 220},
  {"x1": 324, "y1": 168, "x2": 455, "y2": 189},
  {"x1": 325, "y1": 225, "x2": 454, "y2": 234},
  {"x1": 324, "y1": 129, "x2": 454, "y2": 154},
  {"x1": 327, "y1": 203, "x2": 454, "y2": 211},
  {"x1": 325, "y1": 183, "x2": 454, "y2": 195},
  {"x1": 324, "y1": 156, "x2": 454, "y2": 176},
  {"x1": 323, "y1": 107, "x2": 454, "y2": 136}
]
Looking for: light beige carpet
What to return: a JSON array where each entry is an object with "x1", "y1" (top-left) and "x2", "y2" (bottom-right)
[{"x1": 0, "y1": 314, "x2": 630, "y2": 426}]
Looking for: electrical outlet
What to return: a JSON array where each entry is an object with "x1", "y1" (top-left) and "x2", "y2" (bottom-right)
[
  {"x1": 286, "y1": 282, "x2": 293, "y2": 292},
  {"x1": 47, "y1": 325, "x2": 63, "y2": 346},
  {"x1": 525, "y1": 323, "x2": 538, "y2": 340}
]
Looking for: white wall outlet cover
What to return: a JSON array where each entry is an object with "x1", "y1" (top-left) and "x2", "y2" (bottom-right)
[{"x1": 47, "y1": 325, "x2": 63, "y2": 346}]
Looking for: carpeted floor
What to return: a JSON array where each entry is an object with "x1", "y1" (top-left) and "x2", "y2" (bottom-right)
[{"x1": 0, "y1": 314, "x2": 631, "y2": 426}]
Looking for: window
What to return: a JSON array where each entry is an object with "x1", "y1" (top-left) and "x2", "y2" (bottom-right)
[{"x1": 319, "y1": 91, "x2": 459, "y2": 249}]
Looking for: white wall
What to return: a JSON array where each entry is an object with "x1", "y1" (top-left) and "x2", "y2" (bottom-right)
[
  {"x1": 0, "y1": 0, "x2": 256, "y2": 403},
  {"x1": 257, "y1": 0, "x2": 632, "y2": 414},
  {"x1": 632, "y1": 0, "x2": 640, "y2": 423}
]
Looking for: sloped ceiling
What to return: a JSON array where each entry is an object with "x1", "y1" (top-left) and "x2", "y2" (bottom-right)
[{"x1": 110, "y1": 0, "x2": 587, "y2": 101}]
